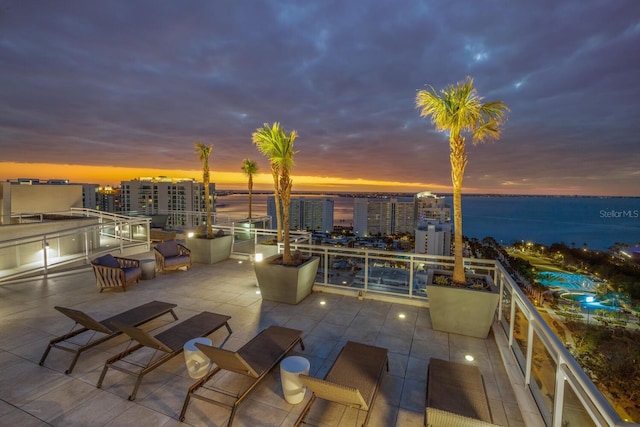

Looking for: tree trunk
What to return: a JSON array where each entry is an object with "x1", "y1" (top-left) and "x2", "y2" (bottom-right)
[
  {"x1": 248, "y1": 175, "x2": 253, "y2": 218},
  {"x1": 271, "y1": 164, "x2": 282, "y2": 242},
  {"x1": 280, "y1": 172, "x2": 293, "y2": 265},
  {"x1": 204, "y1": 166, "x2": 213, "y2": 238},
  {"x1": 450, "y1": 136, "x2": 468, "y2": 284}
]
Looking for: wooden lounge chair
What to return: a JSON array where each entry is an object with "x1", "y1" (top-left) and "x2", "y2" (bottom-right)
[
  {"x1": 97, "y1": 311, "x2": 232, "y2": 401},
  {"x1": 179, "y1": 325, "x2": 304, "y2": 426},
  {"x1": 91, "y1": 253, "x2": 143, "y2": 292},
  {"x1": 154, "y1": 240, "x2": 192, "y2": 273},
  {"x1": 295, "y1": 341, "x2": 388, "y2": 427},
  {"x1": 39, "y1": 301, "x2": 178, "y2": 374},
  {"x1": 425, "y1": 358, "x2": 498, "y2": 426}
]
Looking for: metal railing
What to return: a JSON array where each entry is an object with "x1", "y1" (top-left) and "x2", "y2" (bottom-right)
[
  {"x1": 224, "y1": 225, "x2": 634, "y2": 427},
  {"x1": 0, "y1": 210, "x2": 151, "y2": 282},
  {"x1": 1, "y1": 215, "x2": 635, "y2": 426}
]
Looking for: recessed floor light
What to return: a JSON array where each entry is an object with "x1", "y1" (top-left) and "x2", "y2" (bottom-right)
[
  {"x1": 320, "y1": 301, "x2": 326, "y2": 305},
  {"x1": 465, "y1": 355, "x2": 474, "y2": 362},
  {"x1": 398, "y1": 313, "x2": 406, "y2": 319},
  {"x1": 256, "y1": 290, "x2": 261, "y2": 295}
]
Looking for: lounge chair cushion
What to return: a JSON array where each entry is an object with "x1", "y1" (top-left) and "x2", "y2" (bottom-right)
[
  {"x1": 95, "y1": 254, "x2": 120, "y2": 268},
  {"x1": 123, "y1": 266, "x2": 143, "y2": 282},
  {"x1": 156, "y1": 240, "x2": 179, "y2": 257},
  {"x1": 164, "y1": 255, "x2": 191, "y2": 267}
]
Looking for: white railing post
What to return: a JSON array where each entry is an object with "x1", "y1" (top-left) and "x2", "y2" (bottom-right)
[{"x1": 42, "y1": 236, "x2": 48, "y2": 275}]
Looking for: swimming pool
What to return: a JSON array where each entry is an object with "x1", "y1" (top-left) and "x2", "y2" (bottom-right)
[{"x1": 536, "y1": 271, "x2": 597, "y2": 292}]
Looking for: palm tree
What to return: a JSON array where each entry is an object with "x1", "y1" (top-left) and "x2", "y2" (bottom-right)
[
  {"x1": 241, "y1": 159, "x2": 258, "y2": 218},
  {"x1": 194, "y1": 142, "x2": 214, "y2": 239},
  {"x1": 416, "y1": 76, "x2": 508, "y2": 284},
  {"x1": 252, "y1": 122, "x2": 298, "y2": 265}
]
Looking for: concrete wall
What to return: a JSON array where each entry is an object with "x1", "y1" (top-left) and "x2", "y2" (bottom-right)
[{"x1": 10, "y1": 185, "x2": 83, "y2": 214}]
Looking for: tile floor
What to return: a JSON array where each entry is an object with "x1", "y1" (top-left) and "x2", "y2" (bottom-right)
[{"x1": 0, "y1": 256, "x2": 526, "y2": 426}]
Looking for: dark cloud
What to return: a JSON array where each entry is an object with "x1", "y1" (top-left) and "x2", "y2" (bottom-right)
[{"x1": 1, "y1": 0, "x2": 639, "y2": 195}]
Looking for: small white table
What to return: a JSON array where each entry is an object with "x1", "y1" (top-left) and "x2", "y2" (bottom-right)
[
  {"x1": 140, "y1": 259, "x2": 156, "y2": 280},
  {"x1": 183, "y1": 337, "x2": 212, "y2": 379},
  {"x1": 280, "y1": 356, "x2": 310, "y2": 404}
]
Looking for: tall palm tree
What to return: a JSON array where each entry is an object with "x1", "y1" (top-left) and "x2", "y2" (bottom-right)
[
  {"x1": 416, "y1": 76, "x2": 508, "y2": 284},
  {"x1": 194, "y1": 142, "x2": 214, "y2": 239},
  {"x1": 252, "y1": 122, "x2": 298, "y2": 265},
  {"x1": 241, "y1": 159, "x2": 258, "y2": 219}
]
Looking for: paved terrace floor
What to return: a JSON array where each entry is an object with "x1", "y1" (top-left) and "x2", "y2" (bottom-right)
[{"x1": 0, "y1": 256, "x2": 527, "y2": 427}]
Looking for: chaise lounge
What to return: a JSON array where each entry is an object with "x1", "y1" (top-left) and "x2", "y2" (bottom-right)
[
  {"x1": 39, "y1": 301, "x2": 178, "y2": 374},
  {"x1": 295, "y1": 341, "x2": 389, "y2": 427},
  {"x1": 91, "y1": 253, "x2": 143, "y2": 292},
  {"x1": 179, "y1": 325, "x2": 304, "y2": 426},
  {"x1": 154, "y1": 240, "x2": 192, "y2": 273},
  {"x1": 425, "y1": 357, "x2": 498, "y2": 426},
  {"x1": 97, "y1": 311, "x2": 232, "y2": 401}
]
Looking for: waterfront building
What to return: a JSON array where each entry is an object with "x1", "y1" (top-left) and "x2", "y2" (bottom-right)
[
  {"x1": 267, "y1": 196, "x2": 334, "y2": 232},
  {"x1": 414, "y1": 191, "x2": 450, "y2": 225},
  {"x1": 353, "y1": 197, "x2": 414, "y2": 236},
  {"x1": 120, "y1": 177, "x2": 214, "y2": 229},
  {"x1": 413, "y1": 192, "x2": 452, "y2": 256},
  {"x1": 414, "y1": 222, "x2": 452, "y2": 256}
]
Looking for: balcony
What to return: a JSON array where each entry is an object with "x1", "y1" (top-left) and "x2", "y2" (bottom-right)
[{"x1": 0, "y1": 217, "x2": 635, "y2": 426}]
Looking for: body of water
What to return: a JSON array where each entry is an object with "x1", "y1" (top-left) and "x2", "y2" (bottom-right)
[{"x1": 216, "y1": 193, "x2": 640, "y2": 251}]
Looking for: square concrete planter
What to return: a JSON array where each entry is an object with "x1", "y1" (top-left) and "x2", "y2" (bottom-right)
[
  {"x1": 186, "y1": 234, "x2": 233, "y2": 264},
  {"x1": 426, "y1": 269, "x2": 499, "y2": 339},
  {"x1": 254, "y1": 254, "x2": 320, "y2": 304}
]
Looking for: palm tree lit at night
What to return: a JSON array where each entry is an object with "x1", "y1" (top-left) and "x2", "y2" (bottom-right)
[
  {"x1": 416, "y1": 76, "x2": 509, "y2": 285},
  {"x1": 241, "y1": 158, "x2": 258, "y2": 219}
]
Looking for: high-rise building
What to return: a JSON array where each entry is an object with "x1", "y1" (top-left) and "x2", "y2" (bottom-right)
[
  {"x1": 267, "y1": 196, "x2": 334, "y2": 232},
  {"x1": 97, "y1": 186, "x2": 122, "y2": 213},
  {"x1": 413, "y1": 192, "x2": 451, "y2": 256},
  {"x1": 120, "y1": 177, "x2": 214, "y2": 229},
  {"x1": 352, "y1": 197, "x2": 414, "y2": 236},
  {"x1": 414, "y1": 191, "x2": 450, "y2": 226},
  {"x1": 353, "y1": 192, "x2": 452, "y2": 256},
  {"x1": 414, "y1": 223, "x2": 452, "y2": 256}
]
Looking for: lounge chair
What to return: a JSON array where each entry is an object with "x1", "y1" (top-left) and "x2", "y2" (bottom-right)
[
  {"x1": 39, "y1": 301, "x2": 178, "y2": 374},
  {"x1": 154, "y1": 240, "x2": 192, "y2": 273},
  {"x1": 294, "y1": 341, "x2": 388, "y2": 427},
  {"x1": 91, "y1": 253, "x2": 143, "y2": 292},
  {"x1": 179, "y1": 325, "x2": 304, "y2": 426},
  {"x1": 96, "y1": 311, "x2": 232, "y2": 401},
  {"x1": 425, "y1": 358, "x2": 498, "y2": 426}
]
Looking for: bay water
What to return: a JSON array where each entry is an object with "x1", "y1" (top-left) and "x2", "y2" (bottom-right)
[{"x1": 216, "y1": 193, "x2": 640, "y2": 251}]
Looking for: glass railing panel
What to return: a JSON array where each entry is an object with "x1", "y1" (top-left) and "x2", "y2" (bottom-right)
[
  {"x1": 412, "y1": 261, "x2": 428, "y2": 297},
  {"x1": 530, "y1": 330, "x2": 556, "y2": 426},
  {"x1": 512, "y1": 301, "x2": 529, "y2": 373},
  {"x1": 363, "y1": 254, "x2": 412, "y2": 296},
  {"x1": 325, "y1": 252, "x2": 360, "y2": 288},
  {"x1": 500, "y1": 284, "x2": 513, "y2": 334},
  {"x1": 562, "y1": 380, "x2": 598, "y2": 427}
]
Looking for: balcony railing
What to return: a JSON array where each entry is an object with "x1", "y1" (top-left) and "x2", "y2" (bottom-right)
[
  {"x1": 0, "y1": 209, "x2": 151, "y2": 281},
  {"x1": 224, "y1": 225, "x2": 634, "y2": 427},
  {"x1": 0, "y1": 215, "x2": 635, "y2": 426}
]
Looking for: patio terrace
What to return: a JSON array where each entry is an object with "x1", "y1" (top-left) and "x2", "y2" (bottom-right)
[{"x1": 0, "y1": 255, "x2": 527, "y2": 426}]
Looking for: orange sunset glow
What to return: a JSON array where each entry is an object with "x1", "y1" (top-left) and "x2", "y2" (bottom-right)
[{"x1": 0, "y1": 161, "x2": 450, "y2": 194}]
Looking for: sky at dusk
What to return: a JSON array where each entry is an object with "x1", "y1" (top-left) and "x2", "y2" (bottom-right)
[{"x1": 1, "y1": 1, "x2": 639, "y2": 196}]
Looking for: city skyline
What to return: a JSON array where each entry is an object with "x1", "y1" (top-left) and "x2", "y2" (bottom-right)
[{"x1": 1, "y1": 1, "x2": 640, "y2": 196}]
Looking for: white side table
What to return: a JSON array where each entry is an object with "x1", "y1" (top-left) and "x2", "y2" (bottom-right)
[
  {"x1": 280, "y1": 356, "x2": 310, "y2": 404},
  {"x1": 140, "y1": 259, "x2": 156, "y2": 280},
  {"x1": 183, "y1": 337, "x2": 212, "y2": 379}
]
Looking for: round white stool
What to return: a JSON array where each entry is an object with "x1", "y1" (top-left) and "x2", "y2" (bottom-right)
[
  {"x1": 183, "y1": 337, "x2": 212, "y2": 379},
  {"x1": 280, "y1": 356, "x2": 310, "y2": 404}
]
